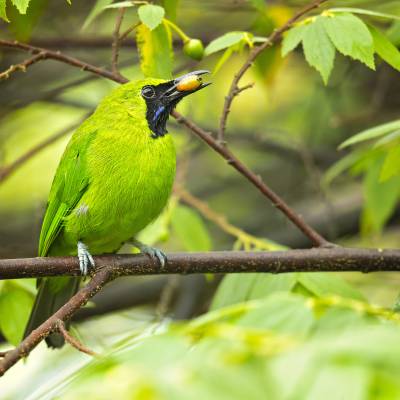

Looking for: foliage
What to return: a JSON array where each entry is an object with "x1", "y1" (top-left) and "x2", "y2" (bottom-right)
[{"x1": 2, "y1": 0, "x2": 400, "y2": 398}]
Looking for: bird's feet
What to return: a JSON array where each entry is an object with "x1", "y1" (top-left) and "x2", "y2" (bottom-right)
[
  {"x1": 77, "y1": 241, "x2": 95, "y2": 276},
  {"x1": 133, "y1": 240, "x2": 167, "y2": 268}
]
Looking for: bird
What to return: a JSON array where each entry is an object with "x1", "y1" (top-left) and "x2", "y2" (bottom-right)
[{"x1": 23, "y1": 70, "x2": 211, "y2": 348}]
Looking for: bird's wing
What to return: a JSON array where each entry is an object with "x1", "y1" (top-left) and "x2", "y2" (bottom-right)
[{"x1": 38, "y1": 129, "x2": 96, "y2": 256}]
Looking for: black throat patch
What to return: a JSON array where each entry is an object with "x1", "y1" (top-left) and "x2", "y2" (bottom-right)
[{"x1": 142, "y1": 82, "x2": 180, "y2": 139}]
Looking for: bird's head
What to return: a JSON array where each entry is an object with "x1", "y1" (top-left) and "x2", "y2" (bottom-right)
[{"x1": 130, "y1": 70, "x2": 210, "y2": 139}]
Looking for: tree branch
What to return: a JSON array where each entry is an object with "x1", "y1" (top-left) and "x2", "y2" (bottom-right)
[
  {"x1": 172, "y1": 110, "x2": 330, "y2": 247},
  {"x1": 0, "y1": 40, "x2": 128, "y2": 84},
  {"x1": 0, "y1": 268, "x2": 112, "y2": 376},
  {"x1": 0, "y1": 52, "x2": 46, "y2": 80},
  {"x1": 1, "y1": 247, "x2": 400, "y2": 375},
  {"x1": 218, "y1": 0, "x2": 328, "y2": 141},
  {"x1": 111, "y1": 7, "x2": 126, "y2": 77},
  {"x1": 2, "y1": 249, "x2": 400, "y2": 281},
  {"x1": 56, "y1": 320, "x2": 98, "y2": 356}
]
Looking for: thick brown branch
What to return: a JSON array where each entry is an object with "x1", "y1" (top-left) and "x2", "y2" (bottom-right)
[
  {"x1": 218, "y1": 0, "x2": 328, "y2": 141},
  {"x1": 2, "y1": 249, "x2": 400, "y2": 281},
  {"x1": 0, "y1": 268, "x2": 112, "y2": 376},
  {"x1": 56, "y1": 320, "x2": 98, "y2": 356},
  {"x1": 172, "y1": 111, "x2": 330, "y2": 247}
]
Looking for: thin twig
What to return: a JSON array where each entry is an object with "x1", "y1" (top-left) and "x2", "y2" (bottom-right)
[
  {"x1": 172, "y1": 110, "x2": 330, "y2": 247},
  {"x1": 0, "y1": 39, "x2": 128, "y2": 84},
  {"x1": 0, "y1": 268, "x2": 112, "y2": 376},
  {"x1": 56, "y1": 320, "x2": 98, "y2": 356},
  {"x1": 0, "y1": 52, "x2": 46, "y2": 80},
  {"x1": 0, "y1": 113, "x2": 91, "y2": 184},
  {"x1": 111, "y1": 7, "x2": 126, "y2": 77},
  {"x1": 218, "y1": 0, "x2": 328, "y2": 141},
  {"x1": 119, "y1": 22, "x2": 141, "y2": 42},
  {"x1": 176, "y1": 186, "x2": 280, "y2": 250}
]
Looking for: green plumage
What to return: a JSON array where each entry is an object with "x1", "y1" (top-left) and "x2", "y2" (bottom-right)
[{"x1": 24, "y1": 79, "x2": 176, "y2": 346}]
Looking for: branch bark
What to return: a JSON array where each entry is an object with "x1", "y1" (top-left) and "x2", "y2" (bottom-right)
[
  {"x1": 218, "y1": 0, "x2": 328, "y2": 141},
  {"x1": 2, "y1": 249, "x2": 400, "y2": 280},
  {"x1": 111, "y1": 7, "x2": 126, "y2": 77}
]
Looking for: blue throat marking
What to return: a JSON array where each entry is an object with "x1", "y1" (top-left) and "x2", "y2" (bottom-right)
[{"x1": 153, "y1": 105, "x2": 165, "y2": 122}]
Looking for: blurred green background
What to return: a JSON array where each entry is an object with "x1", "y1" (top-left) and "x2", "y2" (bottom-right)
[{"x1": 2, "y1": 0, "x2": 400, "y2": 398}]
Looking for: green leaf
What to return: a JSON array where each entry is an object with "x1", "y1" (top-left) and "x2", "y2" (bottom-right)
[
  {"x1": 329, "y1": 8, "x2": 400, "y2": 21},
  {"x1": 281, "y1": 24, "x2": 307, "y2": 57},
  {"x1": 136, "y1": 22, "x2": 173, "y2": 79},
  {"x1": 363, "y1": 157, "x2": 400, "y2": 233},
  {"x1": 10, "y1": 0, "x2": 30, "y2": 14},
  {"x1": 322, "y1": 13, "x2": 375, "y2": 69},
  {"x1": 297, "y1": 273, "x2": 365, "y2": 301},
  {"x1": 237, "y1": 293, "x2": 314, "y2": 336},
  {"x1": 302, "y1": 17, "x2": 335, "y2": 84},
  {"x1": 105, "y1": 1, "x2": 135, "y2": 8},
  {"x1": 0, "y1": 0, "x2": 8, "y2": 21},
  {"x1": 380, "y1": 146, "x2": 400, "y2": 182},
  {"x1": 369, "y1": 25, "x2": 400, "y2": 72},
  {"x1": 339, "y1": 120, "x2": 400, "y2": 148},
  {"x1": 171, "y1": 205, "x2": 212, "y2": 251},
  {"x1": 82, "y1": 0, "x2": 113, "y2": 30},
  {"x1": 8, "y1": 0, "x2": 48, "y2": 41},
  {"x1": 138, "y1": 4, "x2": 165, "y2": 30},
  {"x1": 0, "y1": 282, "x2": 34, "y2": 345},
  {"x1": 213, "y1": 47, "x2": 234, "y2": 74},
  {"x1": 211, "y1": 273, "x2": 298, "y2": 310},
  {"x1": 205, "y1": 31, "x2": 248, "y2": 56},
  {"x1": 162, "y1": 0, "x2": 179, "y2": 22}
]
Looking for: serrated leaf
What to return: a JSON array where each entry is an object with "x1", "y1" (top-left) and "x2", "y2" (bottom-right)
[
  {"x1": 82, "y1": 0, "x2": 113, "y2": 30},
  {"x1": 0, "y1": 0, "x2": 8, "y2": 21},
  {"x1": 281, "y1": 23, "x2": 307, "y2": 57},
  {"x1": 0, "y1": 283, "x2": 34, "y2": 345},
  {"x1": 322, "y1": 13, "x2": 375, "y2": 70},
  {"x1": 363, "y1": 157, "x2": 400, "y2": 232},
  {"x1": 329, "y1": 8, "x2": 400, "y2": 21},
  {"x1": 302, "y1": 17, "x2": 335, "y2": 84},
  {"x1": 171, "y1": 205, "x2": 212, "y2": 251},
  {"x1": 10, "y1": 0, "x2": 30, "y2": 14},
  {"x1": 380, "y1": 146, "x2": 400, "y2": 181},
  {"x1": 138, "y1": 4, "x2": 165, "y2": 30},
  {"x1": 205, "y1": 31, "x2": 248, "y2": 56},
  {"x1": 340, "y1": 120, "x2": 400, "y2": 148},
  {"x1": 369, "y1": 25, "x2": 400, "y2": 72},
  {"x1": 136, "y1": 22, "x2": 173, "y2": 79}
]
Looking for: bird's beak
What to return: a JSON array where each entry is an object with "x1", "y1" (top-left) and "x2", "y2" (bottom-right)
[{"x1": 162, "y1": 70, "x2": 211, "y2": 102}]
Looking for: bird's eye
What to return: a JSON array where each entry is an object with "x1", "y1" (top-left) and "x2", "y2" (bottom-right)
[{"x1": 141, "y1": 86, "x2": 156, "y2": 99}]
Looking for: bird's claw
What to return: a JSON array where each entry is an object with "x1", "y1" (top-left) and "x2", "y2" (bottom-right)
[
  {"x1": 77, "y1": 241, "x2": 95, "y2": 276},
  {"x1": 138, "y1": 244, "x2": 167, "y2": 268}
]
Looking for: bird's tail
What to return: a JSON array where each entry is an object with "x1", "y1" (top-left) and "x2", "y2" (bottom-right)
[{"x1": 23, "y1": 277, "x2": 81, "y2": 348}]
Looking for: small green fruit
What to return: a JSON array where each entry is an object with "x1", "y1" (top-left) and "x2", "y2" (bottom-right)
[{"x1": 183, "y1": 39, "x2": 204, "y2": 61}]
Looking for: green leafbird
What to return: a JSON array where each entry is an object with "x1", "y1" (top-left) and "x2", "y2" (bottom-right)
[{"x1": 24, "y1": 70, "x2": 210, "y2": 347}]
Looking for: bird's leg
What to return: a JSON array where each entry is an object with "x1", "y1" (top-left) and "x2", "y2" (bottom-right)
[
  {"x1": 77, "y1": 241, "x2": 95, "y2": 276},
  {"x1": 130, "y1": 239, "x2": 167, "y2": 268}
]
